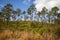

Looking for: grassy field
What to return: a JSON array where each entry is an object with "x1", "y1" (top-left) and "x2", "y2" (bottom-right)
[{"x1": 0, "y1": 21, "x2": 60, "y2": 40}]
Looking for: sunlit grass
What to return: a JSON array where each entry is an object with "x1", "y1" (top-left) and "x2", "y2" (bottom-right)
[{"x1": 0, "y1": 21, "x2": 60, "y2": 40}]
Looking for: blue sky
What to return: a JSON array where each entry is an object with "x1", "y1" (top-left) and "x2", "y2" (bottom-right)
[
  {"x1": 0, "y1": 0, "x2": 34, "y2": 11},
  {"x1": 0, "y1": 0, "x2": 60, "y2": 11}
]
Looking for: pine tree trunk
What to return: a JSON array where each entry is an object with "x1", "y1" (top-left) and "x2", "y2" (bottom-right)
[
  {"x1": 24, "y1": 14, "x2": 26, "y2": 21},
  {"x1": 37, "y1": 16, "x2": 39, "y2": 22},
  {"x1": 30, "y1": 14, "x2": 33, "y2": 21},
  {"x1": 7, "y1": 18, "x2": 8, "y2": 25},
  {"x1": 48, "y1": 16, "x2": 50, "y2": 23}
]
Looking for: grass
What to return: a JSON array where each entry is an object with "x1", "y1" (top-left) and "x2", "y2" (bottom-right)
[{"x1": 0, "y1": 21, "x2": 60, "y2": 40}]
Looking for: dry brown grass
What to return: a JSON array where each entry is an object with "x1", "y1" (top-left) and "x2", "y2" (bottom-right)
[
  {"x1": 0, "y1": 30, "x2": 40, "y2": 40},
  {"x1": 0, "y1": 29, "x2": 59, "y2": 40},
  {"x1": 40, "y1": 32, "x2": 57, "y2": 40},
  {"x1": 0, "y1": 21, "x2": 60, "y2": 40}
]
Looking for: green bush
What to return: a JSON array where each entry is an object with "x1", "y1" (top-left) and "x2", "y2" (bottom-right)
[{"x1": 38, "y1": 27, "x2": 45, "y2": 35}]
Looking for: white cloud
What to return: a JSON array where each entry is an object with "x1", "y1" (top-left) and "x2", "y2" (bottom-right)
[
  {"x1": 23, "y1": 0, "x2": 31, "y2": 5},
  {"x1": 34, "y1": 0, "x2": 60, "y2": 11}
]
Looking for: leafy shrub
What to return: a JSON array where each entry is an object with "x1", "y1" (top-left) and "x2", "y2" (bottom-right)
[{"x1": 38, "y1": 27, "x2": 45, "y2": 35}]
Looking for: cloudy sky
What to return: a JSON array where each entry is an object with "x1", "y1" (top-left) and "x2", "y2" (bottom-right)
[
  {"x1": 0, "y1": 0, "x2": 60, "y2": 11},
  {"x1": 34, "y1": 0, "x2": 60, "y2": 11}
]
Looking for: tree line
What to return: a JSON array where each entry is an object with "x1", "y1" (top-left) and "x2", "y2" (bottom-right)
[{"x1": 0, "y1": 3, "x2": 60, "y2": 24}]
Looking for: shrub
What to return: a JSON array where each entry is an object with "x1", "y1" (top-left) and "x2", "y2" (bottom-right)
[{"x1": 38, "y1": 27, "x2": 45, "y2": 35}]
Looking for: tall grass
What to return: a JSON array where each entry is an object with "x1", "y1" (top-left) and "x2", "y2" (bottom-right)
[{"x1": 0, "y1": 21, "x2": 60, "y2": 40}]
